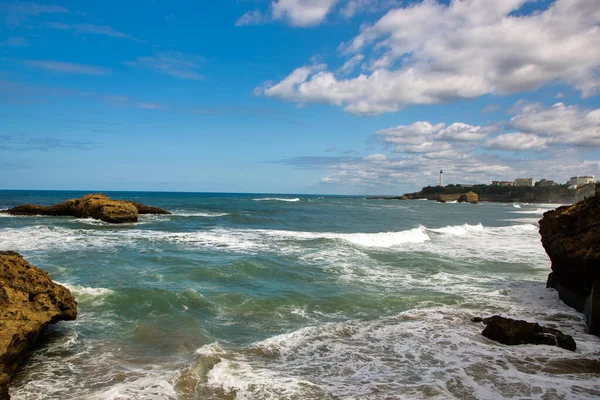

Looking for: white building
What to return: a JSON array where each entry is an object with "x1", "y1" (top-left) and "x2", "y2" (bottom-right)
[
  {"x1": 568, "y1": 176, "x2": 595, "y2": 186},
  {"x1": 514, "y1": 178, "x2": 535, "y2": 187}
]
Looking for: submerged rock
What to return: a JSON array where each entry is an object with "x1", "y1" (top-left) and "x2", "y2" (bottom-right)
[
  {"x1": 539, "y1": 183, "x2": 600, "y2": 335},
  {"x1": 476, "y1": 315, "x2": 576, "y2": 351},
  {"x1": 3, "y1": 193, "x2": 171, "y2": 224},
  {"x1": 0, "y1": 251, "x2": 77, "y2": 398}
]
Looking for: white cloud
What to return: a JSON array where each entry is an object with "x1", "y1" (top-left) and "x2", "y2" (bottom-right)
[
  {"x1": 336, "y1": 53, "x2": 364, "y2": 76},
  {"x1": 236, "y1": 0, "x2": 395, "y2": 27},
  {"x1": 339, "y1": 0, "x2": 399, "y2": 18},
  {"x1": 45, "y1": 22, "x2": 142, "y2": 42},
  {"x1": 485, "y1": 132, "x2": 549, "y2": 151},
  {"x1": 272, "y1": 0, "x2": 340, "y2": 26},
  {"x1": 235, "y1": 9, "x2": 267, "y2": 26},
  {"x1": 0, "y1": 2, "x2": 68, "y2": 25},
  {"x1": 508, "y1": 101, "x2": 600, "y2": 146},
  {"x1": 260, "y1": 0, "x2": 600, "y2": 115},
  {"x1": 22, "y1": 60, "x2": 110, "y2": 75},
  {"x1": 125, "y1": 52, "x2": 204, "y2": 80},
  {"x1": 436, "y1": 123, "x2": 491, "y2": 141},
  {"x1": 364, "y1": 153, "x2": 387, "y2": 161}
]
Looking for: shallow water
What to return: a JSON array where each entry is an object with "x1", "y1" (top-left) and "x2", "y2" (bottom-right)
[{"x1": 1, "y1": 190, "x2": 599, "y2": 399}]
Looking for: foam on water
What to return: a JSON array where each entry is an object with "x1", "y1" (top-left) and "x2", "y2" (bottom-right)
[
  {"x1": 189, "y1": 298, "x2": 600, "y2": 399},
  {"x1": 252, "y1": 197, "x2": 300, "y2": 202}
]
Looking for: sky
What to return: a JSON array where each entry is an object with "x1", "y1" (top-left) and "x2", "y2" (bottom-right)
[{"x1": 0, "y1": 0, "x2": 599, "y2": 195}]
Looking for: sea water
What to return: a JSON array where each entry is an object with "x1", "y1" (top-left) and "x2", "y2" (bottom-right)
[{"x1": 1, "y1": 190, "x2": 599, "y2": 399}]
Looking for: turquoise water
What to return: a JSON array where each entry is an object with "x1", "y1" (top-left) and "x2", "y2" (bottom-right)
[{"x1": 1, "y1": 191, "x2": 599, "y2": 399}]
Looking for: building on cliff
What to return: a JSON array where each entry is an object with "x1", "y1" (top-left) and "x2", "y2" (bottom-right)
[
  {"x1": 491, "y1": 180, "x2": 514, "y2": 187},
  {"x1": 514, "y1": 178, "x2": 535, "y2": 187},
  {"x1": 536, "y1": 179, "x2": 558, "y2": 187},
  {"x1": 569, "y1": 175, "x2": 595, "y2": 186}
]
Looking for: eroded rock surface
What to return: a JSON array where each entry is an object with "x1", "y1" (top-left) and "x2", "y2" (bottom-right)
[
  {"x1": 0, "y1": 251, "x2": 77, "y2": 398},
  {"x1": 539, "y1": 184, "x2": 600, "y2": 335},
  {"x1": 3, "y1": 193, "x2": 171, "y2": 224}
]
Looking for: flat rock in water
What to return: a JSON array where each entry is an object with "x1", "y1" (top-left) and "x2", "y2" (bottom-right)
[
  {"x1": 3, "y1": 193, "x2": 171, "y2": 224},
  {"x1": 476, "y1": 315, "x2": 576, "y2": 351},
  {"x1": 0, "y1": 251, "x2": 77, "y2": 399}
]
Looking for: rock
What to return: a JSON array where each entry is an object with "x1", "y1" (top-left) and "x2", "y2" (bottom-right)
[
  {"x1": 0, "y1": 251, "x2": 77, "y2": 398},
  {"x1": 479, "y1": 315, "x2": 576, "y2": 351},
  {"x1": 458, "y1": 191, "x2": 479, "y2": 204},
  {"x1": 539, "y1": 189, "x2": 600, "y2": 335},
  {"x1": 128, "y1": 202, "x2": 171, "y2": 214},
  {"x1": 3, "y1": 194, "x2": 171, "y2": 224}
]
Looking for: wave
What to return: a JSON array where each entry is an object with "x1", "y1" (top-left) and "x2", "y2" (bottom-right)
[
  {"x1": 252, "y1": 197, "x2": 300, "y2": 202},
  {"x1": 429, "y1": 223, "x2": 484, "y2": 235},
  {"x1": 188, "y1": 301, "x2": 596, "y2": 400},
  {"x1": 171, "y1": 211, "x2": 230, "y2": 217},
  {"x1": 513, "y1": 203, "x2": 521, "y2": 208},
  {"x1": 512, "y1": 208, "x2": 555, "y2": 215}
]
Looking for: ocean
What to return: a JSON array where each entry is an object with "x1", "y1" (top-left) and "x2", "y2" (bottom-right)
[{"x1": 1, "y1": 190, "x2": 599, "y2": 399}]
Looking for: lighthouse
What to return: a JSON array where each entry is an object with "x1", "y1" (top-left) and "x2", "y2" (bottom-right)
[{"x1": 439, "y1": 169, "x2": 443, "y2": 187}]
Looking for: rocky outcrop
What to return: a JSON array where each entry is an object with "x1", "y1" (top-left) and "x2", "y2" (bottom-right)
[
  {"x1": 474, "y1": 316, "x2": 576, "y2": 351},
  {"x1": 3, "y1": 194, "x2": 171, "y2": 224},
  {"x1": 539, "y1": 184, "x2": 600, "y2": 335},
  {"x1": 458, "y1": 191, "x2": 478, "y2": 204},
  {"x1": 0, "y1": 251, "x2": 77, "y2": 398}
]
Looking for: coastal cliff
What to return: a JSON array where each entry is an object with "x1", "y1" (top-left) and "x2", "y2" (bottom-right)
[
  {"x1": 3, "y1": 193, "x2": 170, "y2": 224},
  {"x1": 398, "y1": 183, "x2": 596, "y2": 204},
  {"x1": 0, "y1": 251, "x2": 77, "y2": 399},
  {"x1": 539, "y1": 184, "x2": 600, "y2": 336}
]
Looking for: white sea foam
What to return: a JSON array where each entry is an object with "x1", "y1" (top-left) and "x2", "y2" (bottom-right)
[
  {"x1": 512, "y1": 208, "x2": 555, "y2": 215},
  {"x1": 253, "y1": 197, "x2": 300, "y2": 202},
  {"x1": 171, "y1": 211, "x2": 230, "y2": 217},
  {"x1": 429, "y1": 223, "x2": 484, "y2": 235},
  {"x1": 192, "y1": 299, "x2": 600, "y2": 400},
  {"x1": 512, "y1": 203, "x2": 521, "y2": 208}
]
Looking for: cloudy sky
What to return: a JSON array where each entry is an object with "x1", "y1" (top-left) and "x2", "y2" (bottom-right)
[{"x1": 0, "y1": 0, "x2": 599, "y2": 194}]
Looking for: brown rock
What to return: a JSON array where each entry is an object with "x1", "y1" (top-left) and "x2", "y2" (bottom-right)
[
  {"x1": 3, "y1": 193, "x2": 170, "y2": 224},
  {"x1": 538, "y1": 194, "x2": 600, "y2": 306},
  {"x1": 458, "y1": 191, "x2": 479, "y2": 204},
  {"x1": 0, "y1": 251, "x2": 77, "y2": 398},
  {"x1": 478, "y1": 315, "x2": 576, "y2": 351}
]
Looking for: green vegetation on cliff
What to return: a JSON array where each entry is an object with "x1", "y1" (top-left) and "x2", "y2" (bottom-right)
[{"x1": 403, "y1": 183, "x2": 595, "y2": 204}]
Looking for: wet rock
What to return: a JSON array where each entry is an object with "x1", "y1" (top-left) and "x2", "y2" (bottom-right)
[
  {"x1": 539, "y1": 184, "x2": 600, "y2": 335},
  {"x1": 0, "y1": 251, "x2": 77, "y2": 398},
  {"x1": 3, "y1": 193, "x2": 171, "y2": 224},
  {"x1": 479, "y1": 315, "x2": 576, "y2": 351}
]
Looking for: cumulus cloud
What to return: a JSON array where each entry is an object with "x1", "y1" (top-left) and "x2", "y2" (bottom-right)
[
  {"x1": 125, "y1": 52, "x2": 204, "y2": 80},
  {"x1": 279, "y1": 99, "x2": 600, "y2": 191},
  {"x1": 236, "y1": 0, "x2": 395, "y2": 27},
  {"x1": 508, "y1": 102, "x2": 600, "y2": 146},
  {"x1": 272, "y1": 0, "x2": 340, "y2": 26},
  {"x1": 260, "y1": 0, "x2": 600, "y2": 115},
  {"x1": 485, "y1": 132, "x2": 549, "y2": 151}
]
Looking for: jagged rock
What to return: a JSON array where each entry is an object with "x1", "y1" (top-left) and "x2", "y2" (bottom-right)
[
  {"x1": 0, "y1": 251, "x2": 77, "y2": 398},
  {"x1": 539, "y1": 184, "x2": 600, "y2": 335},
  {"x1": 476, "y1": 315, "x2": 576, "y2": 351},
  {"x1": 3, "y1": 194, "x2": 171, "y2": 224},
  {"x1": 458, "y1": 191, "x2": 479, "y2": 204}
]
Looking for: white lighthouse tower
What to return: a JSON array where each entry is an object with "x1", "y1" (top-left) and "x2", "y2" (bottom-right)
[{"x1": 439, "y1": 169, "x2": 443, "y2": 187}]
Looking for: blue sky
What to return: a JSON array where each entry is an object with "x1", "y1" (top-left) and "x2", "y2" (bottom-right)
[{"x1": 0, "y1": 0, "x2": 599, "y2": 194}]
